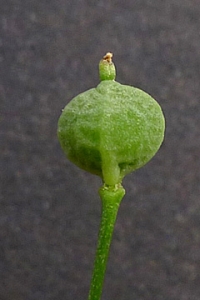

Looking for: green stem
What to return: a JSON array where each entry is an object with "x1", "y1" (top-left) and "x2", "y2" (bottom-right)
[{"x1": 88, "y1": 184, "x2": 125, "y2": 300}]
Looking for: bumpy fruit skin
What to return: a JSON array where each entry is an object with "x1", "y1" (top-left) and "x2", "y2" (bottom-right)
[
  {"x1": 58, "y1": 80, "x2": 165, "y2": 185},
  {"x1": 58, "y1": 79, "x2": 165, "y2": 186}
]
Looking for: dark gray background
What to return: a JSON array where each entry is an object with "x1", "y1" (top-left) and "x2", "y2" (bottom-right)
[{"x1": 1, "y1": 0, "x2": 200, "y2": 299}]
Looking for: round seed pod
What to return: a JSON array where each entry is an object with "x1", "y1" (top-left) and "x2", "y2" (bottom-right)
[{"x1": 58, "y1": 53, "x2": 165, "y2": 186}]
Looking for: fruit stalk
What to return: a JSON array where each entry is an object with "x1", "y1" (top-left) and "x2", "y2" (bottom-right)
[{"x1": 88, "y1": 185, "x2": 125, "y2": 300}]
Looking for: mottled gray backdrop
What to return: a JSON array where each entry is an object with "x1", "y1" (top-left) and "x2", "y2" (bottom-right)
[{"x1": 1, "y1": 0, "x2": 200, "y2": 299}]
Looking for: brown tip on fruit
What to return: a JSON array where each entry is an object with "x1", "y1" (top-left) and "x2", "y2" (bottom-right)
[{"x1": 103, "y1": 52, "x2": 113, "y2": 64}]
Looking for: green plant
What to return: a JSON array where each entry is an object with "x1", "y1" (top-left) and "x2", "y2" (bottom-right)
[{"x1": 57, "y1": 53, "x2": 165, "y2": 300}]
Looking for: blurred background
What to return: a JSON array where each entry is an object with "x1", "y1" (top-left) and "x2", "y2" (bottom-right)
[{"x1": 1, "y1": 0, "x2": 200, "y2": 299}]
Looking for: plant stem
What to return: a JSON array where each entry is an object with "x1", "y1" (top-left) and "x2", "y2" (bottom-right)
[{"x1": 88, "y1": 184, "x2": 125, "y2": 300}]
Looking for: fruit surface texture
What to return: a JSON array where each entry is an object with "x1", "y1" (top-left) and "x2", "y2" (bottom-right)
[{"x1": 58, "y1": 79, "x2": 165, "y2": 186}]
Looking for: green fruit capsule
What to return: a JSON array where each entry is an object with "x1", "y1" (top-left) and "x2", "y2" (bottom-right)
[{"x1": 58, "y1": 53, "x2": 165, "y2": 186}]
